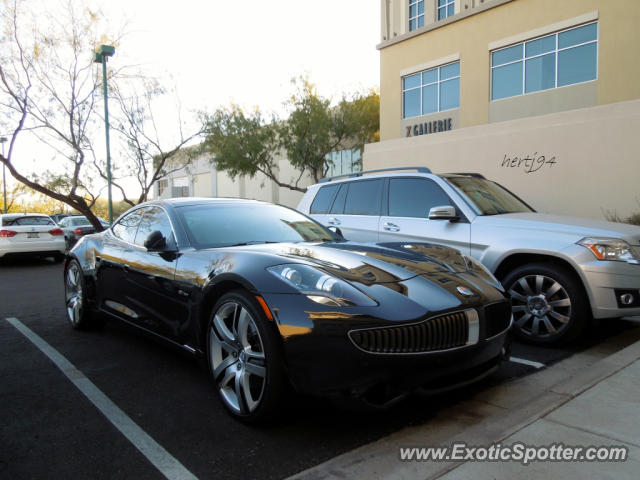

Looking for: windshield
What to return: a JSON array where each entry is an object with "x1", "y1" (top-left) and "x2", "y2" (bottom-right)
[
  {"x1": 445, "y1": 176, "x2": 534, "y2": 215},
  {"x1": 71, "y1": 217, "x2": 91, "y2": 226},
  {"x1": 178, "y1": 203, "x2": 336, "y2": 248},
  {"x1": 2, "y1": 216, "x2": 54, "y2": 226}
]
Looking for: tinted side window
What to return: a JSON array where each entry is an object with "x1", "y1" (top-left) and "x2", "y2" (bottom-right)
[
  {"x1": 389, "y1": 178, "x2": 452, "y2": 218},
  {"x1": 135, "y1": 207, "x2": 175, "y2": 247},
  {"x1": 330, "y1": 183, "x2": 348, "y2": 214},
  {"x1": 343, "y1": 179, "x2": 383, "y2": 216},
  {"x1": 112, "y1": 209, "x2": 145, "y2": 244},
  {"x1": 310, "y1": 185, "x2": 339, "y2": 214}
]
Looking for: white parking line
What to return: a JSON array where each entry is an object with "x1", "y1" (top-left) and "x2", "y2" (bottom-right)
[
  {"x1": 5, "y1": 317, "x2": 198, "y2": 480},
  {"x1": 509, "y1": 356, "x2": 545, "y2": 369}
]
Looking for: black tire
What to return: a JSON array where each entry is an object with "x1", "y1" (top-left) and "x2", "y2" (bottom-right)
[
  {"x1": 206, "y1": 290, "x2": 287, "y2": 423},
  {"x1": 503, "y1": 262, "x2": 589, "y2": 345},
  {"x1": 64, "y1": 259, "x2": 97, "y2": 330}
]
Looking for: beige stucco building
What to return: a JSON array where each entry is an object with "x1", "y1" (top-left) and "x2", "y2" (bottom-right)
[{"x1": 367, "y1": 0, "x2": 640, "y2": 219}]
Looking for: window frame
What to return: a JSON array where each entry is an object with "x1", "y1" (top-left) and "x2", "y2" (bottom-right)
[
  {"x1": 408, "y1": 0, "x2": 425, "y2": 32},
  {"x1": 490, "y1": 21, "x2": 598, "y2": 101},
  {"x1": 437, "y1": 0, "x2": 455, "y2": 21},
  {"x1": 402, "y1": 61, "x2": 461, "y2": 119}
]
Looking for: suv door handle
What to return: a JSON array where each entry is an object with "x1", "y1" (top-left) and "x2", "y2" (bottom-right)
[
  {"x1": 327, "y1": 217, "x2": 341, "y2": 226},
  {"x1": 383, "y1": 222, "x2": 400, "y2": 232},
  {"x1": 123, "y1": 264, "x2": 130, "y2": 272}
]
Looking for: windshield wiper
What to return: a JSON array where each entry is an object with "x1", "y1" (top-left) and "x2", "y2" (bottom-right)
[{"x1": 223, "y1": 240, "x2": 281, "y2": 247}]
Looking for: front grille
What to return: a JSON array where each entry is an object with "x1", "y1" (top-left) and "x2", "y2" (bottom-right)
[
  {"x1": 484, "y1": 301, "x2": 512, "y2": 338},
  {"x1": 349, "y1": 310, "x2": 472, "y2": 354}
]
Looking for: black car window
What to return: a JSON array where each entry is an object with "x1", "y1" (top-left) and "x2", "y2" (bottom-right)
[
  {"x1": 4, "y1": 216, "x2": 54, "y2": 226},
  {"x1": 388, "y1": 178, "x2": 452, "y2": 218},
  {"x1": 178, "y1": 203, "x2": 334, "y2": 249},
  {"x1": 343, "y1": 179, "x2": 383, "y2": 216},
  {"x1": 112, "y1": 208, "x2": 145, "y2": 244},
  {"x1": 310, "y1": 185, "x2": 339, "y2": 214},
  {"x1": 330, "y1": 183, "x2": 348, "y2": 214},
  {"x1": 135, "y1": 207, "x2": 175, "y2": 247}
]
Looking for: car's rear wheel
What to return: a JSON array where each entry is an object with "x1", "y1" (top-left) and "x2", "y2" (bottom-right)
[
  {"x1": 64, "y1": 259, "x2": 96, "y2": 330},
  {"x1": 207, "y1": 290, "x2": 286, "y2": 422},
  {"x1": 503, "y1": 263, "x2": 588, "y2": 345}
]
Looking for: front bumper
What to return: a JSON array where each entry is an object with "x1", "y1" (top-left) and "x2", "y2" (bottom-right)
[
  {"x1": 264, "y1": 293, "x2": 511, "y2": 399},
  {"x1": 573, "y1": 248, "x2": 640, "y2": 318}
]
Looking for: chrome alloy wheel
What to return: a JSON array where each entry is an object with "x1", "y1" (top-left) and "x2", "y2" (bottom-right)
[
  {"x1": 209, "y1": 301, "x2": 267, "y2": 415},
  {"x1": 65, "y1": 262, "x2": 84, "y2": 326},
  {"x1": 508, "y1": 274, "x2": 572, "y2": 338}
]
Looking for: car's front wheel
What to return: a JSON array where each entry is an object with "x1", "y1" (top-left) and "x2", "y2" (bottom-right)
[
  {"x1": 207, "y1": 290, "x2": 286, "y2": 422},
  {"x1": 503, "y1": 263, "x2": 589, "y2": 345},
  {"x1": 64, "y1": 259, "x2": 96, "y2": 329}
]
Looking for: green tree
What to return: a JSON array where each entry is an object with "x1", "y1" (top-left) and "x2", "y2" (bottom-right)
[{"x1": 202, "y1": 77, "x2": 379, "y2": 192}]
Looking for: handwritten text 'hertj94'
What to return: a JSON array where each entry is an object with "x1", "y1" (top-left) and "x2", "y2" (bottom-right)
[{"x1": 501, "y1": 153, "x2": 557, "y2": 173}]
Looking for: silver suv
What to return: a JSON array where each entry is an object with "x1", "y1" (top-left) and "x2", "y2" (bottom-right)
[{"x1": 298, "y1": 167, "x2": 640, "y2": 345}]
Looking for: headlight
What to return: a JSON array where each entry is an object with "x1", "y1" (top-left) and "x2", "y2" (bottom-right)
[
  {"x1": 267, "y1": 264, "x2": 377, "y2": 307},
  {"x1": 578, "y1": 237, "x2": 640, "y2": 263}
]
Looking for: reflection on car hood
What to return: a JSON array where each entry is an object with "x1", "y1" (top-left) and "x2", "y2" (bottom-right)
[
  {"x1": 226, "y1": 241, "x2": 470, "y2": 283},
  {"x1": 475, "y1": 213, "x2": 640, "y2": 244}
]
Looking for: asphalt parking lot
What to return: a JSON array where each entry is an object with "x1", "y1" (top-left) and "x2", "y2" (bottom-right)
[{"x1": 1, "y1": 257, "x2": 638, "y2": 480}]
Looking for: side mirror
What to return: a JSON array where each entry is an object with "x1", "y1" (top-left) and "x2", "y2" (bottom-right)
[
  {"x1": 144, "y1": 230, "x2": 167, "y2": 251},
  {"x1": 428, "y1": 205, "x2": 459, "y2": 222},
  {"x1": 328, "y1": 226, "x2": 346, "y2": 240}
]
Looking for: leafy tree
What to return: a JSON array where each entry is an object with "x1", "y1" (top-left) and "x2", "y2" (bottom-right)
[
  {"x1": 0, "y1": 0, "x2": 119, "y2": 229},
  {"x1": 202, "y1": 77, "x2": 379, "y2": 192}
]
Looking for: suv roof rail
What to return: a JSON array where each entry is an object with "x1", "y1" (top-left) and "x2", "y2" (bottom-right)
[
  {"x1": 319, "y1": 166, "x2": 432, "y2": 183},
  {"x1": 447, "y1": 172, "x2": 486, "y2": 179}
]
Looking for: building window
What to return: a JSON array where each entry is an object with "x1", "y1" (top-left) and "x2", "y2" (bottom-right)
[
  {"x1": 172, "y1": 177, "x2": 189, "y2": 197},
  {"x1": 437, "y1": 0, "x2": 455, "y2": 21},
  {"x1": 325, "y1": 148, "x2": 362, "y2": 178},
  {"x1": 157, "y1": 179, "x2": 169, "y2": 196},
  {"x1": 402, "y1": 61, "x2": 460, "y2": 119},
  {"x1": 491, "y1": 22, "x2": 598, "y2": 100},
  {"x1": 409, "y1": 0, "x2": 425, "y2": 31}
]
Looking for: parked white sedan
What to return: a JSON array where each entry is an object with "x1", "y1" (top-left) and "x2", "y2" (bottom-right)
[{"x1": 0, "y1": 213, "x2": 66, "y2": 261}]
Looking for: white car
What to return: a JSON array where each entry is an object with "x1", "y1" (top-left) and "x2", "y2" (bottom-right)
[
  {"x1": 0, "y1": 213, "x2": 66, "y2": 261},
  {"x1": 298, "y1": 168, "x2": 640, "y2": 345}
]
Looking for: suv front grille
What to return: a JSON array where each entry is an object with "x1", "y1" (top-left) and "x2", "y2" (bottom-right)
[
  {"x1": 484, "y1": 301, "x2": 512, "y2": 338},
  {"x1": 348, "y1": 310, "x2": 478, "y2": 354}
]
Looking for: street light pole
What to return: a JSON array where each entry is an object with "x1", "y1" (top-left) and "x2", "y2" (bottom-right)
[
  {"x1": 94, "y1": 45, "x2": 115, "y2": 224},
  {"x1": 1, "y1": 136, "x2": 7, "y2": 214}
]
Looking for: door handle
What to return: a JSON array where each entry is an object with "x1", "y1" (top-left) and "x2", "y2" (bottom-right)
[
  {"x1": 123, "y1": 264, "x2": 130, "y2": 272},
  {"x1": 327, "y1": 217, "x2": 341, "y2": 226},
  {"x1": 383, "y1": 222, "x2": 400, "y2": 232}
]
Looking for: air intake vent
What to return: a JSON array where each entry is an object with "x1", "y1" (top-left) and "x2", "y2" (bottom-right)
[{"x1": 349, "y1": 310, "x2": 478, "y2": 354}]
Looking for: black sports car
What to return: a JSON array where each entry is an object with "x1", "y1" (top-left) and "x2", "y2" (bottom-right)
[{"x1": 64, "y1": 198, "x2": 512, "y2": 421}]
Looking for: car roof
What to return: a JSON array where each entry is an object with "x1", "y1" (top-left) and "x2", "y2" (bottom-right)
[
  {"x1": 0, "y1": 213, "x2": 52, "y2": 218},
  {"x1": 143, "y1": 197, "x2": 268, "y2": 208}
]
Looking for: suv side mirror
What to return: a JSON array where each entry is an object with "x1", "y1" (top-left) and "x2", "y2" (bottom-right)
[
  {"x1": 428, "y1": 205, "x2": 459, "y2": 222},
  {"x1": 144, "y1": 230, "x2": 167, "y2": 251},
  {"x1": 328, "y1": 226, "x2": 346, "y2": 240}
]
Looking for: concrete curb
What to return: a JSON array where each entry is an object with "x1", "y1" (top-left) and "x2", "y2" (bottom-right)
[{"x1": 287, "y1": 327, "x2": 640, "y2": 480}]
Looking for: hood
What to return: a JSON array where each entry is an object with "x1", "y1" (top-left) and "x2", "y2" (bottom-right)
[
  {"x1": 475, "y1": 212, "x2": 640, "y2": 245},
  {"x1": 224, "y1": 241, "x2": 471, "y2": 284}
]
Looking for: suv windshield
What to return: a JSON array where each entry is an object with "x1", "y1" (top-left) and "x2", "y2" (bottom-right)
[
  {"x1": 444, "y1": 176, "x2": 534, "y2": 215},
  {"x1": 178, "y1": 203, "x2": 336, "y2": 248}
]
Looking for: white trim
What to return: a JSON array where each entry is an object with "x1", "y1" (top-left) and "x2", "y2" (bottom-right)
[
  {"x1": 488, "y1": 10, "x2": 598, "y2": 50},
  {"x1": 400, "y1": 52, "x2": 460, "y2": 77}
]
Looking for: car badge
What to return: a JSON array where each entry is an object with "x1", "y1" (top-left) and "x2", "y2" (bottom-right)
[{"x1": 457, "y1": 286, "x2": 474, "y2": 297}]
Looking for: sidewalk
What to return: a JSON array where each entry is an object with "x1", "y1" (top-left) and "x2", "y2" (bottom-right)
[{"x1": 289, "y1": 320, "x2": 640, "y2": 480}]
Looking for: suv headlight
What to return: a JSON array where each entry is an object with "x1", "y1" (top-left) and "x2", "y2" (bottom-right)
[
  {"x1": 578, "y1": 237, "x2": 640, "y2": 263},
  {"x1": 267, "y1": 264, "x2": 377, "y2": 307}
]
